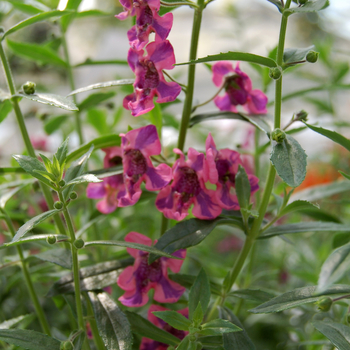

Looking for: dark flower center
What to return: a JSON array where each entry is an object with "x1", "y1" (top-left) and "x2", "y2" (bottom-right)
[
  {"x1": 225, "y1": 75, "x2": 248, "y2": 106},
  {"x1": 216, "y1": 159, "x2": 235, "y2": 184},
  {"x1": 138, "y1": 5, "x2": 153, "y2": 28},
  {"x1": 135, "y1": 253, "x2": 163, "y2": 292},
  {"x1": 125, "y1": 149, "x2": 148, "y2": 182},
  {"x1": 108, "y1": 155, "x2": 122, "y2": 167},
  {"x1": 174, "y1": 167, "x2": 201, "y2": 203}
]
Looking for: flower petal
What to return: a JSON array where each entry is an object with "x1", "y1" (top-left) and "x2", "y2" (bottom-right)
[
  {"x1": 118, "y1": 288, "x2": 149, "y2": 307},
  {"x1": 156, "y1": 80, "x2": 181, "y2": 103},
  {"x1": 145, "y1": 164, "x2": 172, "y2": 191},
  {"x1": 125, "y1": 231, "x2": 153, "y2": 258},
  {"x1": 192, "y1": 188, "x2": 222, "y2": 219},
  {"x1": 212, "y1": 61, "x2": 235, "y2": 87},
  {"x1": 153, "y1": 12, "x2": 173, "y2": 42},
  {"x1": 147, "y1": 40, "x2": 176, "y2": 70},
  {"x1": 214, "y1": 94, "x2": 238, "y2": 112},
  {"x1": 117, "y1": 266, "x2": 136, "y2": 291},
  {"x1": 86, "y1": 182, "x2": 106, "y2": 199},
  {"x1": 153, "y1": 275, "x2": 185, "y2": 304},
  {"x1": 162, "y1": 249, "x2": 186, "y2": 273}
]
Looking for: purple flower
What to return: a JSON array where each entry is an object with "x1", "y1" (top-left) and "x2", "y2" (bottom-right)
[
  {"x1": 117, "y1": 232, "x2": 186, "y2": 307},
  {"x1": 123, "y1": 40, "x2": 181, "y2": 117},
  {"x1": 156, "y1": 148, "x2": 222, "y2": 221},
  {"x1": 212, "y1": 61, "x2": 268, "y2": 114},
  {"x1": 119, "y1": 125, "x2": 172, "y2": 207},
  {"x1": 86, "y1": 147, "x2": 126, "y2": 214},
  {"x1": 203, "y1": 133, "x2": 259, "y2": 210}
]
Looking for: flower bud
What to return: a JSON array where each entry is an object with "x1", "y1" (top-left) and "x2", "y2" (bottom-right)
[
  {"x1": 69, "y1": 192, "x2": 78, "y2": 200},
  {"x1": 296, "y1": 110, "x2": 308, "y2": 122},
  {"x1": 306, "y1": 51, "x2": 319, "y2": 63},
  {"x1": 73, "y1": 239, "x2": 85, "y2": 249},
  {"x1": 271, "y1": 128, "x2": 286, "y2": 143},
  {"x1": 46, "y1": 235, "x2": 57, "y2": 245},
  {"x1": 54, "y1": 201, "x2": 64, "y2": 210},
  {"x1": 316, "y1": 296, "x2": 332, "y2": 312},
  {"x1": 269, "y1": 67, "x2": 282, "y2": 80},
  {"x1": 59, "y1": 180, "x2": 66, "y2": 187},
  {"x1": 22, "y1": 81, "x2": 36, "y2": 95},
  {"x1": 60, "y1": 341, "x2": 74, "y2": 350}
]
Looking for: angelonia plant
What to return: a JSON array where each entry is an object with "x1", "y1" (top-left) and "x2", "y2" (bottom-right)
[{"x1": 2, "y1": 0, "x2": 350, "y2": 350}]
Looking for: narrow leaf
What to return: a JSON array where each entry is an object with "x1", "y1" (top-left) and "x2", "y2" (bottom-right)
[
  {"x1": 285, "y1": 0, "x2": 329, "y2": 15},
  {"x1": 152, "y1": 311, "x2": 191, "y2": 331},
  {"x1": 227, "y1": 289, "x2": 275, "y2": 303},
  {"x1": 270, "y1": 134, "x2": 307, "y2": 187},
  {"x1": 0, "y1": 314, "x2": 35, "y2": 330},
  {"x1": 68, "y1": 80, "x2": 134, "y2": 96},
  {"x1": 279, "y1": 200, "x2": 319, "y2": 217},
  {"x1": 88, "y1": 292, "x2": 133, "y2": 350},
  {"x1": 74, "y1": 58, "x2": 128, "y2": 67},
  {"x1": 4, "y1": 0, "x2": 50, "y2": 15},
  {"x1": 55, "y1": 138, "x2": 69, "y2": 166},
  {"x1": 34, "y1": 248, "x2": 72, "y2": 269},
  {"x1": 44, "y1": 115, "x2": 69, "y2": 135},
  {"x1": 266, "y1": 0, "x2": 283, "y2": 11},
  {"x1": 63, "y1": 174, "x2": 102, "y2": 188},
  {"x1": 0, "y1": 99, "x2": 12, "y2": 124},
  {"x1": 78, "y1": 91, "x2": 116, "y2": 111},
  {"x1": 200, "y1": 319, "x2": 241, "y2": 336},
  {"x1": 283, "y1": 46, "x2": 314, "y2": 65},
  {"x1": 1, "y1": 234, "x2": 69, "y2": 249},
  {"x1": 189, "y1": 269, "x2": 211, "y2": 319}
]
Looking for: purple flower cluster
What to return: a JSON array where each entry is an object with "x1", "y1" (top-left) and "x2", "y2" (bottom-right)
[{"x1": 116, "y1": 0, "x2": 181, "y2": 116}]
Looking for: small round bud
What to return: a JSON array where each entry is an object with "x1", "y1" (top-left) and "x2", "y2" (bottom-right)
[
  {"x1": 69, "y1": 191, "x2": 78, "y2": 200},
  {"x1": 58, "y1": 180, "x2": 66, "y2": 187},
  {"x1": 54, "y1": 201, "x2": 64, "y2": 210},
  {"x1": 299, "y1": 0, "x2": 308, "y2": 5},
  {"x1": 46, "y1": 235, "x2": 57, "y2": 245},
  {"x1": 306, "y1": 51, "x2": 319, "y2": 63},
  {"x1": 316, "y1": 296, "x2": 333, "y2": 312},
  {"x1": 73, "y1": 239, "x2": 85, "y2": 249},
  {"x1": 22, "y1": 81, "x2": 36, "y2": 95},
  {"x1": 296, "y1": 110, "x2": 308, "y2": 122},
  {"x1": 60, "y1": 341, "x2": 74, "y2": 350},
  {"x1": 269, "y1": 67, "x2": 282, "y2": 80},
  {"x1": 271, "y1": 128, "x2": 286, "y2": 143}
]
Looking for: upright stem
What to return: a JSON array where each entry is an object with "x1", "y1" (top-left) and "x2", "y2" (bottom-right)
[
  {"x1": 0, "y1": 42, "x2": 67, "y2": 237},
  {"x1": 1, "y1": 209, "x2": 51, "y2": 335},
  {"x1": 176, "y1": 0, "x2": 204, "y2": 152}
]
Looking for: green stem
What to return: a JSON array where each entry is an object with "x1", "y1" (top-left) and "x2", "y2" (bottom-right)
[
  {"x1": 176, "y1": 0, "x2": 204, "y2": 152},
  {"x1": 254, "y1": 129, "x2": 261, "y2": 206},
  {"x1": 1, "y1": 208, "x2": 51, "y2": 335},
  {"x1": 0, "y1": 41, "x2": 67, "y2": 237}
]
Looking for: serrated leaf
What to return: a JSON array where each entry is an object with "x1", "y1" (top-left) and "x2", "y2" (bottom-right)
[
  {"x1": 63, "y1": 174, "x2": 102, "y2": 188},
  {"x1": 261, "y1": 221, "x2": 350, "y2": 239},
  {"x1": 125, "y1": 311, "x2": 180, "y2": 346},
  {"x1": 312, "y1": 318, "x2": 350, "y2": 350},
  {"x1": 270, "y1": 135, "x2": 307, "y2": 187},
  {"x1": 0, "y1": 314, "x2": 35, "y2": 330},
  {"x1": 279, "y1": 200, "x2": 319, "y2": 217},
  {"x1": 3, "y1": 10, "x2": 72, "y2": 38},
  {"x1": 177, "y1": 52, "x2": 277, "y2": 68},
  {"x1": 11, "y1": 209, "x2": 61, "y2": 242},
  {"x1": 283, "y1": 46, "x2": 315, "y2": 65},
  {"x1": 44, "y1": 115, "x2": 69, "y2": 135},
  {"x1": 152, "y1": 311, "x2": 190, "y2": 331},
  {"x1": 0, "y1": 99, "x2": 13, "y2": 124},
  {"x1": 85, "y1": 240, "x2": 180, "y2": 259},
  {"x1": 200, "y1": 319, "x2": 241, "y2": 336},
  {"x1": 68, "y1": 79, "x2": 134, "y2": 96},
  {"x1": 149, "y1": 217, "x2": 242, "y2": 263},
  {"x1": 189, "y1": 269, "x2": 211, "y2": 320},
  {"x1": 78, "y1": 91, "x2": 116, "y2": 111},
  {"x1": 250, "y1": 284, "x2": 350, "y2": 314},
  {"x1": 88, "y1": 292, "x2": 132, "y2": 350},
  {"x1": 16, "y1": 92, "x2": 78, "y2": 111},
  {"x1": 6, "y1": 39, "x2": 67, "y2": 67},
  {"x1": 235, "y1": 165, "x2": 251, "y2": 211},
  {"x1": 284, "y1": 0, "x2": 329, "y2": 16},
  {"x1": 0, "y1": 329, "x2": 60, "y2": 350},
  {"x1": 34, "y1": 248, "x2": 72, "y2": 269},
  {"x1": 1, "y1": 234, "x2": 69, "y2": 249}
]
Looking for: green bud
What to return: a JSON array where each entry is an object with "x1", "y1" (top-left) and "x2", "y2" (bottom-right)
[
  {"x1": 22, "y1": 81, "x2": 36, "y2": 95},
  {"x1": 306, "y1": 51, "x2": 319, "y2": 63},
  {"x1": 54, "y1": 201, "x2": 64, "y2": 210},
  {"x1": 59, "y1": 179, "x2": 66, "y2": 187},
  {"x1": 60, "y1": 341, "x2": 74, "y2": 350},
  {"x1": 299, "y1": 0, "x2": 308, "y2": 5},
  {"x1": 271, "y1": 128, "x2": 286, "y2": 143},
  {"x1": 269, "y1": 67, "x2": 282, "y2": 80},
  {"x1": 69, "y1": 191, "x2": 78, "y2": 200},
  {"x1": 316, "y1": 296, "x2": 333, "y2": 312},
  {"x1": 73, "y1": 239, "x2": 85, "y2": 249},
  {"x1": 296, "y1": 110, "x2": 308, "y2": 122},
  {"x1": 46, "y1": 235, "x2": 57, "y2": 245}
]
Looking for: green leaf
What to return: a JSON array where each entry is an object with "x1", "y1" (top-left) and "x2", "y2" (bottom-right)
[
  {"x1": 283, "y1": 46, "x2": 314, "y2": 66},
  {"x1": 61, "y1": 0, "x2": 83, "y2": 31},
  {"x1": 47, "y1": 258, "x2": 133, "y2": 296},
  {"x1": 63, "y1": 174, "x2": 102, "y2": 188},
  {"x1": 34, "y1": 248, "x2": 72, "y2": 269},
  {"x1": 198, "y1": 335, "x2": 224, "y2": 349},
  {"x1": 75, "y1": 216, "x2": 105, "y2": 238},
  {"x1": 125, "y1": 311, "x2": 180, "y2": 346},
  {"x1": 192, "y1": 303, "x2": 204, "y2": 326},
  {"x1": 3, "y1": 10, "x2": 72, "y2": 38},
  {"x1": 74, "y1": 58, "x2": 128, "y2": 67},
  {"x1": 189, "y1": 112, "x2": 271, "y2": 135},
  {"x1": 270, "y1": 134, "x2": 307, "y2": 187},
  {"x1": 284, "y1": 0, "x2": 329, "y2": 16},
  {"x1": 304, "y1": 122, "x2": 350, "y2": 152},
  {"x1": 0, "y1": 314, "x2": 35, "y2": 330},
  {"x1": 340, "y1": 171, "x2": 350, "y2": 181},
  {"x1": 200, "y1": 319, "x2": 241, "y2": 336},
  {"x1": 16, "y1": 92, "x2": 78, "y2": 111},
  {"x1": 177, "y1": 52, "x2": 277, "y2": 68},
  {"x1": 88, "y1": 165, "x2": 123, "y2": 179},
  {"x1": 176, "y1": 337, "x2": 196, "y2": 350},
  {"x1": 85, "y1": 240, "x2": 181, "y2": 259},
  {"x1": 235, "y1": 165, "x2": 251, "y2": 211},
  {"x1": 0, "y1": 329, "x2": 60, "y2": 350},
  {"x1": 78, "y1": 91, "x2": 116, "y2": 111},
  {"x1": 250, "y1": 284, "x2": 350, "y2": 314},
  {"x1": 266, "y1": 0, "x2": 283, "y2": 11},
  {"x1": 312, "y1": 318, "x2": 350, "y2": 350},
  {"x1": 1, "y1": 234, "x2": 68, "y2": 250},
  {"x1": 189, "y1": 269, "x2": 211, "y2": 320},
  {"x1": 149, "y1": 217, "x2": 242, "y2": 263},
  {"x1": 6, "y1": 39, "x2": 67, "y2": 67},
  {"x1": 279, "y1": 200, "x2": 319, "y2": 217},
  {"x1": 87, "y1": 109, "x2": 108, "y2": 135},
  {"x1": 227, "y1": 289, "x2": 276, "y2": 303},
  {"x1": 88, "y1": 292, "x2": 133, "y2": 350},
  {"x1": 68, "y1": 80, "x2": 134, "y2": 96},
  {"x1": 318, "y1": 242, "x2": 350, "y2": 292},
  {"x1": 75, "y1": 10, "x2": 110, "y2": 18},
  {"x1": 148, "y1": 102, "x2": 162, "y2": 138},
  {"x1": 0, "y1": 100, "x2": 13, "y2": 124},
  {"x1": 44, "y1": 115, "x2": 69, "y2": 135},
  {"x1": 55, "y1": 138, "x2": 69, "y2": 166},
  {"x1": 261, "y1": 221, "x2": 350, "y2": 239},
  {"x1": 219, "y1": 308, "x2": 256, "y2": 350},
  {"x1": 0, "y1": 185, "x2": 29, "y2": 208},
  {"x1": 152, "y1": 311, "x2": 191, "y2": 331},
  {"x1": 3, "y1": 0, "x2": 50, "y2": 14},
  {"x1": 11, "y1": 209, "x2": 61, "y2": 242}
]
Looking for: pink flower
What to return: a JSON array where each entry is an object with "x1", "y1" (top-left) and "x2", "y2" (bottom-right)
[
  {"x1": 212, "y1": 61, "x2": 268, "y2": 114},
  {"x1": 118, "y1": 125, "x2": 172, "y2": 207},
  {"x1": 86, "y1": 147, "x2": 126, "y2": 214},
  {"x1": 123, "y1": 40, "x2": 181, "y2": 117},
  {"x1": 204, "y1": 133, "x2": 259, "y2": 210},
  {"x1": 141, "y1": 305, "x2": 188, "y2": 350},
  {"x1": 117, "y1": 232, "x2": 186, "y2": 307},
  {"x1": 155, "y1": 148, "x2": 222, "y2": 221}
]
